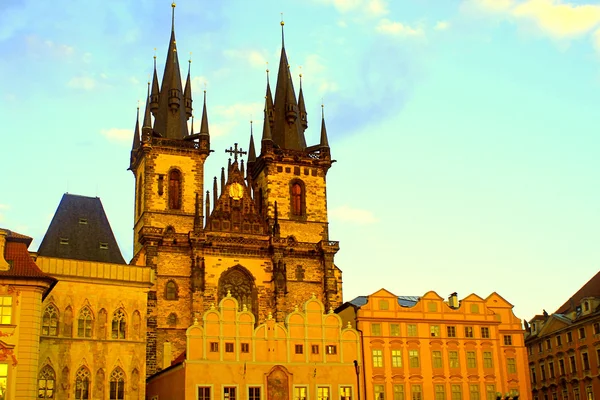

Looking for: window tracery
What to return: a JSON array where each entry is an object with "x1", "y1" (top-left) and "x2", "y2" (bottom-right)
[
  {"x1": 38, "y1": 365, "x2": 55, "y2": 399},
  {"x1": 77, "y1": 307, "x2": 93, "y2": 338},
  {"x1": 75, "y1": 367, "x2": 90, "y2": 400},
  {"x1": 42, "y1": 305, "x2": 58, "y2": 336},
  {"x1": 109, "y1": 368, "x2": 125, "y2": 400},
  {"x1": 111, "y1": 309, "x2": 126, "y2": 340},
  {"x1": 218, "y1": 266, "x2": 256, "y2": 316}
]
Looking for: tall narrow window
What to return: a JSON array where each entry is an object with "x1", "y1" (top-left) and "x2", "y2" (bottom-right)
[
  {"x1": 483, "y1": 351, "x2": 493, "y2": 368},
  {"x1": 375, "y1": 385, "x2": 385, "y2": 400},
  {"x1": 168, "y1": 170, "x2": 182, "y2": 210},
  {"x1": 394, "y1": 385, "x2": 404, "y2": 400},
  {"x1": 42, "y1": 305, "x2": 59, "y2": 336},
  {"x1": 409, "y1": 350, "x2": 420, "y2": 368},
  {"x1": 198, "y1": 387, "x2": 211, "y2": 400},
  {"x1": 0, "y1": 296, "x2": 12, "y2": 324},
  {"x1": 435, "y1": 385, "x2": 445, "y2": 400},
  {"x1": 432, "y1": 351, "x2": 443, "y2": 368},
  {"x1": 111, "y1": 309, "x2": 126, "y2": 340},
  {"x1": 291, "y1": 182, "x2": 303, "y2": 216},
  {"x1": 77, "y1": 307, "x2": 93, "y2": 338},
  {"x1": 372, "y1": 349, "x2": 383, "y2": 368},
  {"x1": 341, "y1": 386, "x2": 353, "y2": 400},
  {"x1": 318, "y1": 387, "x2": 330, "y2": 400},
  {"x1": 412, "y1": 385, "x2": 422, "y2": 400},
  {"x1": 295, "y1": 387, "x2": 308, "y2": 400},
  {"x1": 392, "y1": 350, "x2": 403, "y2": 368},
  {"x1": 449, "y1": 351, "x2": 459, "y2": 368},
  {"x1": 249, "y1": 387, "x2": 261, "y2": 400},
  {"x1": 165, "y1": 281, "x2": 178, "y2": 300},
  {"x1": 109, "y1": 368, "x2": 125, "y2": 400},
  {"x1": 224, "y1": 387, "x2": 237, "y2": 400},
  {"x1": 38, "y1": 365, "x2": 55, "y2": 399},
  {"x1": 469, "y1": 385, "x2": 480, "y2": 400},
  {"x1": 451, "y1": 385, "x2": 462, "y2": 400},
  {"x1": 75, "y1": 367, "x2": 91, "y2": 400},
  {"x1": 467, "y1": 352, "x2": 477, "y2": 368}
]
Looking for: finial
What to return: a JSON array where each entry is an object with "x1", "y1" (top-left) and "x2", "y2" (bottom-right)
[
  {"x1": 227, "y1": 289, "x2": 231, "y2": 297},
  {"x1": 268, "y1": 312, "x2": 273, "y2": 320},
  {"x1": 299, "y1": 67, "x2": 303, "y2": 89},
  {"x1": 347, "y1": 321, "x2": 352, "y2": 328},
  {"x1": 295, "y1": 304, "x2": 299, "y2": 312},
  {"x1": 171, "y1": 2, "x2": 176, "y2": 32},
  {"x1": 153, "y1": 48, "x2": 157, "y2": 67},
  {"x1": 280, "y1": 13, "x2": 285, "y2": 47},
  {"x1": 243, "y1": 304, "x2": 248, "y2": 312},
  {"x1": 189, "y1": 52, "x2": 192, "y2": 64},
  {"x1": 194, "y1": 317, "x2": 198, "y2": 325},
  {"x1": 137, "y1": 100, "x2": 140, "y2": 110},
  {"x1": 321, "y1": 103, "x2": 325, "y2": 119},
  {"x1": 311, "y1": 293, "x2": 316, "y2": 299}
]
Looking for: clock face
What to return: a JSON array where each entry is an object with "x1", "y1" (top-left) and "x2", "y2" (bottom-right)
[{"x1": 229, "y1": 183, "x2": 244, "y2": 200}]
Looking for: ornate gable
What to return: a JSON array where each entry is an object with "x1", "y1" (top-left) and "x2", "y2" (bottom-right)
[{"x1": 206, "y1": 160, "x2": 268, "y2": 235}]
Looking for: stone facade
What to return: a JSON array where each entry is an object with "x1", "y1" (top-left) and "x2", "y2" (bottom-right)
[
  {"x1": 146, "y1": 295, "x2": 361, "y2": 400},
  {"x1": 338, "y1": 289, "x2": 531, "y2": 400},
  {"x1": 36, "y1": 257, "x2": 153, "y2": 400}
]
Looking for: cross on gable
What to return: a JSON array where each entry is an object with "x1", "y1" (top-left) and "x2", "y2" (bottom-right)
[{"x1": 225, "y1": 143, "x2": 247, "y2": 163}]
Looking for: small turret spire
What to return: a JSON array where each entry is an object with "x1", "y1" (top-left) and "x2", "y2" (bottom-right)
[
  {"x1": 261, "y1": 97, "x2": 273, "y2": 143},
  {"x1": 320, "y1": 103, "x2": 330, "y2": 148},
  {"x1": 200, "y1": 90, "x2": 209, "y2": 136},
  {"x1": 205, "y1": 190, "x2": 210, "y2": 226},
  {"x1": 183, "y1": 55, "x2": 193, "y2": 119},
  {"x1": 213, "y1": 177, "x2": 218, "y2": 209},
  {"x1": 132, "y1": 104, "x2": 141, "y2": 151},
  {"x1": 298, "y1": 72, "x2": 307, "y2": 131},
  {"x1": 150, "y1": 53, "x2": 160, "y2": 115},
  {"x1": 248, "y1": 121, "x2": 257, "y2": 163},
  {"x1": 143, "y1": 81, "x2": 152, "y2": 130},
  {"x1": 265, "y1": 66, "x2": 274, "y2": 127},
  {"x1": 220, "y1": 167, "x2": 225, "y2": 194}
]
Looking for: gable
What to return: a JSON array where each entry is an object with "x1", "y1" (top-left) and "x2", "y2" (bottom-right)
[{"x1": 537, "y1": 315, "x2": 570, "y2": 337}]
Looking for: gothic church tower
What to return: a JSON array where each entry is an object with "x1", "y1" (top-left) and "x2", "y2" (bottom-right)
[{"x1": 129, "y1": 6, "x2": 342, "y2": 376}]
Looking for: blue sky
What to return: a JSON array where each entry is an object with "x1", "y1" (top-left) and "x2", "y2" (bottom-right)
[{"x1": 2, "y1": 0, "x2": 600, "y2": 321}]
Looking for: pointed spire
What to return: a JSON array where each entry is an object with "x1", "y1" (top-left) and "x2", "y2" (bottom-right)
[
  {"x1": 248, "y1": 121, "x2": 257, "y2": 163},
  {"x1": 240, "y1": 159, "x2": 245, "y2": 175},
  {"x1": 261, "y1": 96, "x2": 273, "y2": 143},
  {"x1": 320, "y1": 104, "x2": 329, "y2": 148},
  {"x1": 213, "y1": 177, "x2": 218, "y2": 209},
  {"x1": 200, "y1": 90, "x2": 209, "y2": 136},
  {"x1": 150, "y1": 53, "x2": 160, "y2": 115},
  {"x1": 220, "y1": 167, "x2": 225, "y2": 195},
  {"x1": 205, "y1": 190, "x2": 210, "y2": 226},
  {"x1": 143, "y1": 82, "x2": 152, "y2": 129},
  {"x1": 298, "y1": 73, "x2": 307, "y2": 131},
  {"x1": 152, "y1": 3, "x2": 188, "y2": 139},
  {"x1": 132, "y1": 105, "x2": 141, "y2": 152},
  {"x1": 183, "y1": 56, "x2": 193, "y2": 119},
  {"x1": 265, "y1": 67, "x2": 275, "y2": 128},
  {"x1": 272, "y1": 20, "x2": 306, "y2": 150}
]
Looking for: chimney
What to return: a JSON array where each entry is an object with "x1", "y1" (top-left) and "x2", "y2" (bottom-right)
[
  {"x1": 448, "y1": 292, "x2": 459, "y2": 309},
  {"x1": 0, "y1": 230, "x2": 10, "y2": 271}
]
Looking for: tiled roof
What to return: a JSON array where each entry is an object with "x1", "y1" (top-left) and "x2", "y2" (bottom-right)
[
  {"x1": 555, "y1": 270, "x2": 600, "y2": 314},
  {"x1": 349, "y1": 295, "x2": 420, "y2": 308},
  {"x1": 37, "y1": 193, "x2": 126, "y2": 264},
  {"x1": 1, "y1": 229, "x2": 57, "y2": 297}
]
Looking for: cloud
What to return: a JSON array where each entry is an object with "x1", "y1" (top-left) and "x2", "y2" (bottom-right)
[
  {"x1": 376, "y1": 19, "x2": 424, "y2": 36},
  {"x1": 313, "y1": 0, "x2": 388, "y2": 17},
  {"x1": 213, "y1": 102, "x2": 263, "y2": 120},
  {"x1": 25, "y1": 35, "x2": 75, "y2": 58},
  {"x1": 468, "y1": 0, "x2": 516, "y2": 12},
  {"x1": 329, "y1": 205, "x2": 378, "y2": 224},
  {"x1": 191, "y1": 76, "x2": 209, "y2": 96},
  {"x1": 223, "y1": 49, "x2": 268, "y2": 68},
  {"x1": 435, "y1": 21, "x2": 450, "y2": 31},
  {"x1": 100, "y1": 128, "x2": 132, "y2": 143},
  {"x1": 513, "y1": 0, "x2": 600, "y2": 38},
  {"x1": 67, "y1": 76, "x2": 96, "y2": 91}
]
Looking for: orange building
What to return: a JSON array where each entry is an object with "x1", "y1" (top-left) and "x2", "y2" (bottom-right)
[
  {"x1": 146, "y1": 294, "x2": 361, "y2": 400},
  {"x1": 525, "y1": 271, "x2": 600, "y2": 400},
  {"x1": 337, "y1": 289, "x2": 530, "y2": 400},
  {"x1": 0, "y1": 229, "x2": 56, "y2": 399}
]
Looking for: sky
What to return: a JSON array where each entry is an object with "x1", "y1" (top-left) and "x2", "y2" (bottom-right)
[{"x1": 1, "y1": 0, "x2": 600, "y2": 322}]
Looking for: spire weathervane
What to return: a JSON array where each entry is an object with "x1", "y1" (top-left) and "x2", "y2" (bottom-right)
[
  {"x1": 280, "y1": 13, "x2": 285, "y2": 47},
  {"x1": 171, "y1": 2, "x2": 176, "y2": 32},
  {"x1": 225, "y1": 143, "x2": 247, "y2": 163}
]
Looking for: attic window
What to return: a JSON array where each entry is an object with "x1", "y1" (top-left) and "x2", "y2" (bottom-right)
[
  {"x1": 79, "y1": 218, "x2": 88, "y2": 224},
  {"x1": 60, "y1": 238, "x2": 69, "y2": 245},
  {"x1": 99, "y1": 242, "x2": 108, "y2": 250}
]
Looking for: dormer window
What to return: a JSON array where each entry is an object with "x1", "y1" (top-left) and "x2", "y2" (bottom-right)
[
  {"x1": 99, "y1": 242, "x2": 108, "y2": 250},
  {"x1": 79, "y1": 218, "x2": 88, "y2": 224},
  {"x1": 584, "y1": 301, "x2": 590, "y2": 312},
  {"x1": 60, "y1": 238, "x2": 69, "y2": 245}
]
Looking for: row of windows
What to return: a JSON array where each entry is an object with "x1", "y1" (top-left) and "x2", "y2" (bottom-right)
[
  {"x1": 38, "y1": 365, "x2": 132, "y2": 399},
  {"x1": 41, "y1": 305, "x2": 141, "y2": 340},
  {"x1": 373, "y1": 383, "x2": 514, "y2": 400},
  {"x1": 194, "y1": 385, "x2": 353, "y2": 400},
  {"x1": 369, "y1": 323, "x2": 512, "y2": 343},
  {"x1": 373, "y1": 300, "x2": 486, "y2": 315},
  {"x1": 529, "y1": 323, "x2": 600, "y2": 355},
  {"x1": 370, "y1": 349, "x2": 517, "y2": 373},
  {"x1": 533, "y1": 386, "x2": 595, "y2": 400},
  {"x1": 207, "y1": 342, "x2": 338, "y2": 355},
  {"x1": 530, "y1": 349, "x2": 600, "y2": 383}
]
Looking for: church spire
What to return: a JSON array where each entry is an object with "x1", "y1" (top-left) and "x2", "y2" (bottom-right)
[
  {"x1": 265, "y1": 67, "x2": 274, "y2": 128},
  {"x1": 183, "y1": 57, "x2": 193, "y2": 119},
  {"x1": 152, "y1": 2, "x2": 188, "y2": 140},
  {"x1": 248, "y1": 121, "x2": 257, "y2": 163},
  {"x1": 142, "y1": 81, "x2": 153, "y2": 139},
  {"x1": 150, "y1": 54, "x2": 160, "y2": 115},
  {"x1": 320, "y1": 104, "x2": 329, "y2": 148},
  {"x1": 132, "y1": 105, "x2": 141, "y2": 152},
  {"x1": 261, "y1": 96, "x2": 273, "y2": 144},
  {"x1": 272, "y1": 20, "x2": 306, "y2": 150},
  {"x1": 200, "y1": 90, "x2": 209, "y2": 136},
  {"x1": 298, "y1": 72, "x2": 307, "y2": 132}
]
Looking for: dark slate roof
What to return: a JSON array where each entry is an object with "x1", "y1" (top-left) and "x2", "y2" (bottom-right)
[
  {"x1": 555, "y1": 270, "x2": 600, "y2": 314},
  {"x1": 349, "y1": 295, "x2": 420, "y2": 308},
  {"x1": 1, "y1": 229, "x2": 57, "y2": 298},
  {"x1": 37, "y1": 194, "x2": 126, "y2": 264}
]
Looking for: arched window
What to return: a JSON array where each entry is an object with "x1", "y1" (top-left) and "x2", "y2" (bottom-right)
[
  {"x1": 109, "y1": 368, "x2": 125, "y2": 400},
  {"x1": 218, "y1": 266, "x2": 257, "y2": 316},
  {"x1": 168, "y1": 313, "x2": 177, "y2": 326},
  {"x1": 168, "y1": 170, "x2": 182, "y2": 210},
  {"x1": 38, "y1": 365, "x2": 55, "y2": 398},
  {"x1": 111, "y1": 309, "x2": 126, "y2": 340},
  {"x1": 42, "y1": 305, "x2": 58, "y2": 336},
  {"x1": 165, "y1": 280, "x2": 178, "y2": 300},
  {"x1": 74, "y1": 367, "x2": 90, "y2": 400},
  {"x1": 290, "y1": 181, "x2": 304, "y2": 216},
  {"x1": 77, "y1": 307, "x2": 93, "y2": 338}
]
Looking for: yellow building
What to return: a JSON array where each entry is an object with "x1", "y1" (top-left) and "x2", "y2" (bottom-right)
[
  {"x1": 34, "y1": 194, "x2": 154, "y2": 400},
  {"x1": 337, "y1": 289, "x2": 531, "y2": 400},
  {"x1": 146, "y1": 294, "x2": 361, "y2": 400},
  {"x1": 128, "y1": 4, "x2": 342, "y2": 376},
  {"x1": 0, "y1": 229, "x2": 56, "y2": 399}
]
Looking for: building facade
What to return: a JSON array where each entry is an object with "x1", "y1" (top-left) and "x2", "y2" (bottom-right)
[
  {"x1": 337, "y1": 289, "x2": 531, "y2": 400},
  {"x1": 128, "y1": 4, "x2": 342, "y2": 376},
  {"x1": 146, "y1": 295, "x2": 361, "y2": 400},
  {"x1": 0, "y1": 229, "x2": 56, "y2": 399},
  {"x1": 34, "y1": 194, "x2": 154, "y2": 400},
  {"x1": 525, "y1": 271, "x2": 600, "y2": 400}
]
